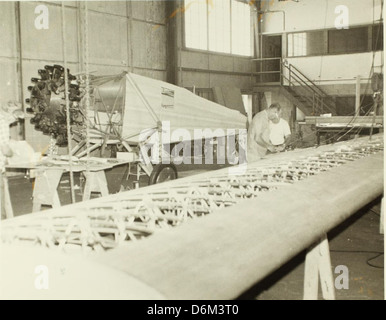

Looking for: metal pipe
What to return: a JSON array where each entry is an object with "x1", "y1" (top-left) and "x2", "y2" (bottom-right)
[
  {"x1": 61, "y1": 2, "x2": 76, "y2": 204},
  {"x1": 355, "y1": 75, "x2": 361, "y2": 116}
]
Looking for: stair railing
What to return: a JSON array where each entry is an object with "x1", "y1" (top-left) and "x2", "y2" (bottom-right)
[
  {"x1": 281, "y1": 62, "x2": 336, "y2": 115},
  {"x1": 253, "y1": 58, "x2": 336, "y2": 115}
]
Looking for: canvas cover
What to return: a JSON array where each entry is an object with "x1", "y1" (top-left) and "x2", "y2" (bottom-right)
[{"x1": 88, "y1": 72, "x2": 248, "y2": 145}]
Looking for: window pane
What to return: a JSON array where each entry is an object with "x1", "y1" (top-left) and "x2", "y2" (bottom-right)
[
  {"x1": 288, "y1": 33, "x2": 306, "y2": 57},
  {"x1": 184, "y1": 0, "x2": 252, "y2": 56},
  {"x1": 307, "y1": 31, "x2": 326, "y2": 55},
  {"x1": 231, "y1": 0, "x2": 251, "y2": 56},
  {"x1": 208, "y1": 0, "x2": 231, "y2": 53},
  {"x1": 184, "y1": 0, "x2": 208, "y2": 50},
  {"x1": 287, "y1": 31, "x2": 325, "y2": 57},
  {"x1": 328, "y1": 27, "x2": 368, "y2": 54},
  {"x1": 373, "y1": 23, "x2": 383, "y2": 51}
]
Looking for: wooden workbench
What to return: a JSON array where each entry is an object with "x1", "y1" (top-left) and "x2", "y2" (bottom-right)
[
  {"x1": 314, "y1": 124, "x2": 382, "y2": 145},
  {"x1": 299, "y1": 116, "x2": 383, "y2": 145},
  {"x1": 6, "y1": 157, "x2": 129, "y2": 213}
]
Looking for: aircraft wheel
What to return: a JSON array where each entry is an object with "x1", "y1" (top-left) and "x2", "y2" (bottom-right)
[{"x1": 149, "y1": 164, "x2": 178, "y2": 185}]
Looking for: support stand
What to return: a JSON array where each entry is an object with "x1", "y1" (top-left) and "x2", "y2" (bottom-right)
[
  {"x1": 380, "y1": 197, "x2": 384, "y2": 235},
  {"x1": 82, "y1": 171, "x2": 109, "y2": 201},
  {"x1": 304, "y1": 234, "x2": 335, "y2": 300},
  {"x1": 0, "y1": 173, "x2": 14, "y2": 219},
  {"x1": 32, "y1": 169, "x2": 64, "y2": 212},
  {"x1": 2, "y1": 175, "x2": 13, "y2": 219}
]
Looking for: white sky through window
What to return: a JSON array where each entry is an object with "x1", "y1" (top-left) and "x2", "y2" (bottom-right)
[
  {"x1": 185, "y1": 0, "x2": 208, "y2": 50},
  {"x1": 184, "y1": 0, "x2": 252, "y2": 56}
]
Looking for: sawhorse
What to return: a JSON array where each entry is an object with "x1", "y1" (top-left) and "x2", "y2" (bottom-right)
[
  {"x1": 32, "y1": 169, "x2": 64, "y2": 212},
  {"x1": 32, "y1": 168, "x2": 110, "y2": 212},
  {"x1": 6, "y1": 159, "x2": 128, "y2": 213},
  {"x1": 380, "y1": 197, "x2": 384, "y2": 235},
  {"x1": 0, "y1": 173, "x2": 14, "y2": 219},
  {"x1": 304, "y1": 234, "x2": 336, "y2": 300},
  {"x1": 82, "y1": 170, "x2": 109, "y2": 201}
]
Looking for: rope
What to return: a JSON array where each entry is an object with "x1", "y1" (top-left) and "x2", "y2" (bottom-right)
[
  {"x1": 82, "y1": 1, "x2": 91, "y2": 175},
  {"x1": 61, "y1": 2, "x2": 76, "y2": 204}
]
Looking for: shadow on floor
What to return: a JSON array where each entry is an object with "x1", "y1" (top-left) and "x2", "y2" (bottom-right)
[{"x1": 236, "y1": 197, "x2": 384, "y2": 300}]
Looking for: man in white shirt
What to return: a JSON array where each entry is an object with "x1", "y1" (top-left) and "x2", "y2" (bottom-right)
[
  {"x1": 268, "y1": 109, "x2": 291, "y2": 152},
  {"x1": 247, "y1": 103, "x2": 291, "y2": 162}
]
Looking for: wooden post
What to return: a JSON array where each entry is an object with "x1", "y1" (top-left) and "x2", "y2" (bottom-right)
[
  {"x1": 3, "y1": 175, "x2": 14, "y2": 219},
  {"x1": 380, "y1": 197, "x2": 384, "y2": 235},
  {"x1": 304, "y1": 234, "x2": 335, "y2": 300},
  {"x1": 0, "y1": 173, "x2": 14, "y2": 219}
]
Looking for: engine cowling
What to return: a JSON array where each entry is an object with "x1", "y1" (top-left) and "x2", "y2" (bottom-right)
[{"x1": 25, "y1": 65, "x2": 84, "y2": 146}]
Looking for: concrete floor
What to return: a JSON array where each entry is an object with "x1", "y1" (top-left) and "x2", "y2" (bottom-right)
[
  {"x1": 5, "y1": 163, "x2": 384, "y2": 300},
  {"x1": 239, "y1": 199, "x2": 384, "y2": 300}
]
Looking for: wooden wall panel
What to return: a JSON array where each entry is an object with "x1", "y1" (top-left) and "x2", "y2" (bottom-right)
[
  {"x1": 131, "y1": 1, "x2": 166, "y2": 24},
  {"x1": 87, "y1": 1, "x2": 127, "y2": 16},
  {"x1": 88, "y1": 11, "x2": 128, "y2": 66},
  {"x1": 20, "y1": 2, "x2": 78, "y2": 62},
  {"x1": 0, "y1": 59, "x2": 19, "y2": 103},
  {"x1": 181, "y1": 51, "x2": 209, "y2": 69},
  {"x1": 0, "y1": 2, "x2": 17, "y2": 58}
]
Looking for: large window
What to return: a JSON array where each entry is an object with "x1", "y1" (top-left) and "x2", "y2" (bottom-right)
[
  {"x1": 288, "y1": 31, "x2": 326, "y2": 57},
  {"x1": 184, "y1": 0, "x2": 252, "y2": 56},
  {"x1": 231, "y1": 0, "x2": 252, "y2": 56},
  {"x1": 208, "y1": 0, "x2": 231, "y2": 53},
  {"x1": 328, "y1": 27, "x2": 368, "y2": 54},
  {"x1": 287, "y1": 24, "x2": 383, "y2": 57}
]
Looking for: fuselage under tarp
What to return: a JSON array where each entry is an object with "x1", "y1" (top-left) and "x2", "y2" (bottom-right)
[{"x1": 88, "y1": 72, "x2": 247, "y2": 145}]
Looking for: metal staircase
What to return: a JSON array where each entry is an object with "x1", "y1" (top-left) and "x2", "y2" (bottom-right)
[{"x1": 254, "y1": 58, "x2": 337, "y2": 116}]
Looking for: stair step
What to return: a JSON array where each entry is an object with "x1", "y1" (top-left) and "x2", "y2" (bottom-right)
[{"x1": 282, "y1": 67, "x2": 337, "y2": 115}]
